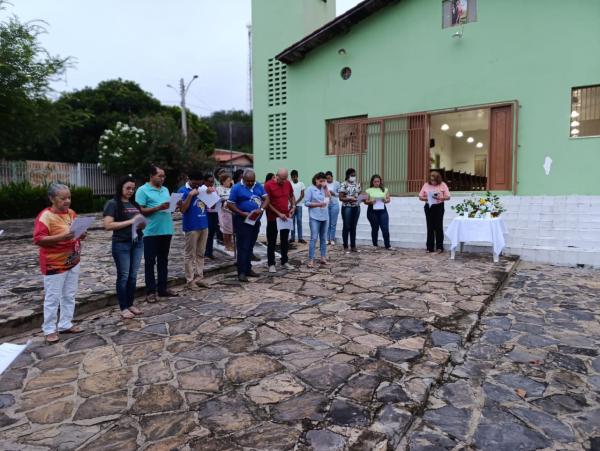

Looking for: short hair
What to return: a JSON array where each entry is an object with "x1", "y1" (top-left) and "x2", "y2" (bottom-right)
[
  {"x1": 325, "y1": 171, "x2": 333, "y2": 177},
  {"x1": 265, "y1": 172, "x2": 274, "y2": 183},
  {"x1": 291, "y1": 170, "x2": 298, "y2": 177},
  {"x1": 149, "y1": 163, "x2": 163, "y2": 176},
  {"x1": 203, "y1": 173, "x2": 215, "y2": 181},
  {"x1": 345, "y1": 168, "x2": 356, "y2": 180},
  {"x1": 430, "y1": 171, "x2": 443, "y2": 184},
  {"x1": 312, "y1": 172, "x2": 326, "y2": 186},
  {"x1": 187, "y1": 170, "x2": 203, "y2": 181},
  {"x1": 219, "y1": 172, "x2": 232, "y2": 185},
  {"x1": 48, "y1": 182, "x2": 69, "y2": 199},
  {"x1": 243, "y1": 168, "x2": 256, "y2": 179}
]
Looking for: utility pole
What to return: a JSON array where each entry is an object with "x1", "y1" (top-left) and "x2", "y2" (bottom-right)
[{"x1": 167, "y1": 75, "x2": 198, "y2": 141}]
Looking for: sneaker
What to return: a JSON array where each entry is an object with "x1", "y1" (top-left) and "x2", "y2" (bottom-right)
[
  {"x1": 268, "y1": 265, "x2": 277, "y2": 273},
  {"x1": 282, "y1": 262, "x2": 294, "y2": 270},
  {"x1": 298, "y1": 239, "x2": 307, "y2": 244}
]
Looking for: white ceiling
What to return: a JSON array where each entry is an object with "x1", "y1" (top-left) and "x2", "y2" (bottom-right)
[{"x1": 431, "y1": 109, "x2": 489, "y2": 134}]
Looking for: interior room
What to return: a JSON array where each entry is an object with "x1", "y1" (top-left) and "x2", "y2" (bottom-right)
[{"x1": 430, "y1": 108, "x2": 490, "y2": 191}]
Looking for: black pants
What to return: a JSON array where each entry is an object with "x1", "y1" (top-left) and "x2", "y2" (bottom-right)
[
  {"x1": 424, "y1": 203, "x2": 445, "y2": 251},
  {"x1": 342, "y1": 206, "x2": 361, "y2": 249},
  {"x1": 143, "y1": 235, "x2": 172, "y2": 295},
  {"x1": 233, "y1": 215, "x2": 261, "y2": 276},
  {"x1": 205, "y1": 212, "x2": 219, "y2": 257},
  {"x1": 267, "y1": 220, "x2": 290, "y2": 266},
  {"x1": 367, "y1": 207, "x2": 390, "y2": 248}
]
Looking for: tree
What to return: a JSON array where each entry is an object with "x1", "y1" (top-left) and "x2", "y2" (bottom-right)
[
  {"x1": 0, "y1": 1, "x2": 71, "y2": 159},
  {"x1": 204, "y1": 110, "x2": 253, "y2": 153}
]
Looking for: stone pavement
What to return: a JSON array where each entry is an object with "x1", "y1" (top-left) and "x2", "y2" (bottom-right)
[
  {"x1": 0, "y1": 215, "x2": 239, "y2": 337},
  {"x1": 0, "y1": 247, "x2": 518, "y2": 450}
]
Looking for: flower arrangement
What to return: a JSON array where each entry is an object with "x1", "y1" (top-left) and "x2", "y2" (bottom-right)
[{"x1": 452, "y1": 191, "x2": 506, "y2": 218}]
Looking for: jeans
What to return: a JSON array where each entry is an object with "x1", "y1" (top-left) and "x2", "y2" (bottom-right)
[
  {"x1": 233, "y1": 215, "x2": 261, "y2": 276},
  {"x1": 112, "y1": 240, "x2": 144, "y2": 311},
  {"x1": 184, "y1": 229, "x2": 208, "y2": 283},
  {"x1": 425, "y1": 203, "x2": 445, "y2": 251},
  {"x1": 143, "y1": 235, "x2": 172, "y2": 295},
  {"x1": 342, "y1": 206, "x2": 361, "y2": 249},
  {"x1": 291, "y1": 206, "x2": 303, "y2": 241},
  {"x1": 309, "y1": 218, "x2": 328, "y2": 260},
  {"x1": 367, "y1": 207, "x2": 391, "y2": 248},
  {"x1": 328, "y1": 202, "x2": 340, "y2": 242},
  {"x1": 267, "y1": 220, "x2": 289, "y2": 266},
  {"x1": 205, "y1": 212, "x2": 219, "y2": 257},
  {"x1": 42, "y1": 264, "x2": 80, "y2": 335}
]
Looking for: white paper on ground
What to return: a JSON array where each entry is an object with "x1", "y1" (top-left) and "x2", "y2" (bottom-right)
[
  {"x1": 0, "y1": 340, "x2": 30, "y2": 375},
  {"x1": 131, "y1": 215, "x2": 147, "y2": 241},
  {"x1": 70, "y1": 216, "x2": 95, "y2": 239},
  {"x1": 198, "y1": 190, "x2": 220, "y2": 209},
  {"x1": 168, "y1": 193, "x2": 183, "y2": 213},
  {"x1": 373, "y1": 199, "x2": 385, "y2": 210},
  {"x1": 276, "y1": 218, "x2": 293, "y2": 231}
]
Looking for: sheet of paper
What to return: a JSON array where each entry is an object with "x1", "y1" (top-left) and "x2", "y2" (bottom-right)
[
  {"x1": 427, "y1": 191, "x2": 436, "y2": 206},
  {"x1": 244, "y1": 209, "x2": 262, "y2": 226},
  {"x1": 131, "y1": 215, "x2": 147, "y2": 241},
  {"x1": 198, "y1": 190, "x2": 220, "y2": 209},
  {"x1": 323, "y1": 197, "x2": 330, "y2": 206},
  {"x1": 357, "y1": 194, "x2": 368, "y2": 203},
  {"x1": 373, "y1": 199, "x2": 385, "y2": 210},
  {"x1": 276, "y1": 218, "x2": 293, "y2": 231},
  {"x1": 168, "y1": 193, "x2": 183, "y2": 213},
  {"x1": 70, "y1": 216, "x2": 95, "y2": 239},
  {"x1": 0, "y1": 340, "x2": 30, "y2": 375}
]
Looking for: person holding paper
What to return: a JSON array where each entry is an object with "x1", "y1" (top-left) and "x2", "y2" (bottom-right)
[
  {"x1": 136, "y1": 164, "x2": 177, "y2": 301},
  {"x1": 290, "y1": 170, "x2": 306, "y2": 244},
  {"x1": 365, "y1": 174, "x2": 392, "y2": 250},
  {"x1": 103, "y1": 176, "x2": 146, "y2": 319},
  {"x1": 325, "y1": 171, "x2": 341, "y2": 245},
  {"x1": 339, "y1": 168, "x2": 363, "y2": 254},
  {"x1": 33, "y1": 183, "x2": 85, "y2": 343},
  {"x1": 200, "y1": 174, "x2": 219, "y2": 260},
  {"x1": 304, "y1": 172, "x2": 330, "y2": 268},
  {"x1": 227, "y1": 169, "x2": 269, "y2": 282},
  {"x1": 265, "y1": 168, "x2": 296, "y2": 273},
  {"x1": 179, "y1": 171, "x2": 210, "y2": 291},
  {"x1": 418, "y1": 171, "x2": 451, "y2": 253},
  {"x1": 217, "y1": 173, "x2": 235, "y2": 252}
]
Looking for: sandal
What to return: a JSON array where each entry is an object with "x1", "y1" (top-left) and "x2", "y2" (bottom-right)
[
  {"x1": 307, "y1": 260, "x2": 315, "y2": 269},
  {"x1": 129, "y1": 306, "x2": 142, "y2": 315},
  {"x1": 45, "y1": 332, "x2": 59, "y2": 344},
  {"x1": 61, "y1": 325, "x2": 84, "y2": 334},
  {"x1": 120, "y1": 309, "x2": 135, "y2": 319},
  {"x1": 320, "y1": 259, "x2": 329, "y2": 266}
]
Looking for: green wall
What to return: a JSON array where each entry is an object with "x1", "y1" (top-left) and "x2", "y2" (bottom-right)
[{"x1": 253, "y1": 0, "x2": 600, "y2": 195}]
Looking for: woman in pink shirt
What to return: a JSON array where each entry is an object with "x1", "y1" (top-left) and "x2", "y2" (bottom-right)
[{"x1": 418, "y1": 171, "x2": 450, "y2": 253}]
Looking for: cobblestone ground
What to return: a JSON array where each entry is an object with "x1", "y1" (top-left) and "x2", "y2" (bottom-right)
[
  {"x1": 0, "y1": 217, "x2": 235, "y2": 336},
  {"x1": 405, "y1": 263, "x2": 600, "y2": 451},
  {"x1": 0, "y1": 248, "x2": 516, "y2": 450}
]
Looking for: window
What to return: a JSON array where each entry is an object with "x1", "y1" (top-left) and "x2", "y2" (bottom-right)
[
  {"x1": 326, "y1": 116, "x2": 367, "y2": 155},
  {"x1": 268, "y1": 113, "x2": 287, "y2": 160},
  {"x1": 442, "y1": 0, "x2": 477, "y2": 28},
  {"x1": 341, "y1": 67, "x2": 352, "y2": 80},
  {"x1": 267, "y1": 58, "x2": 287, "y2": 108},
  {"x1": 571, "y1": 85, "x2": 600, "y2": 138}
]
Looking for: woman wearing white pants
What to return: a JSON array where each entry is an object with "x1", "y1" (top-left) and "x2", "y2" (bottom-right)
[{"x1": 33, "y1": 183, "x2": 85, "y2": 343}]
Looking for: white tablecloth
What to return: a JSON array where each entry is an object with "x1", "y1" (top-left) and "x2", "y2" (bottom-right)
[{"x1": 445, "y1": 217, "x2": 508, "y2": 256}]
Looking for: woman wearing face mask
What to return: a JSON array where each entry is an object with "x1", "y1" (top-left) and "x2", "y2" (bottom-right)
[
  {"x1": 217, "y1": 173, "x2": 235, "y2": 252},
  {"x1": 419, "y1": 171, "x2": 451, "y2": 253},
  {"x1": 339, "y1": 168, "x2": 362, "y2": 253},
  {"x1": 365, "y1": 174, "x2": 392, "y2": 250},
  {"x1": 103, "y1": 176, "x2": 146, "y2": 319},
  {"x1": 33, "y1": 183, "x2": 86, "y2": 343},
  {"x1": 304, "y1": 172, "x2": 331, "y2": 268},
  {"x1": 325, "y1": 171, "x2": 340, "y2": 245}
]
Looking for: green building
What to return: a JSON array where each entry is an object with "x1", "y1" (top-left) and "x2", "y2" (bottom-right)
[{"x1": 251, "y1": 0, "x2": 600, "y2": 266}]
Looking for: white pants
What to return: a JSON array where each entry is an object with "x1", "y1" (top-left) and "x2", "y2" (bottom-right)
[{"x1": 42, "y1": 264, "x2": 80, "y2": 335}]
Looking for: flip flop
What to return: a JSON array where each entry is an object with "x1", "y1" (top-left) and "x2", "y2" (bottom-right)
[
  {"x1": 120, "y1": 310, "x2": 135, "y2": 319},
  {"x1": 61, "y1": 325, "x2": 84, "y2": 334},
  {"x1": 45, "y1": 332, "x2": 59, "y2": 344}
]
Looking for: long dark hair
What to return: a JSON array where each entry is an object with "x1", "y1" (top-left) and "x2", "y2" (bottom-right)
[
  {"x1": 114, "y1": 176, "x2": 139, "y2": 221},
  {"x1": 370, "y1": 174, "x2": 385, "y2": 192}
]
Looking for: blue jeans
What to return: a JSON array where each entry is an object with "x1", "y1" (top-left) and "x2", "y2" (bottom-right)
[
  {"x1": 112, "y1": 239, "x2": 144, "y2": 310},
  {"x1": 143, "y1": 235, "x2": 172, "y2": 295},
  {"x1": 205, "y1": 212, "x2": 219, "y2": 257},
  {"x1": 367, "y1": 207, "x2": 391, "y2": 248},
  {"x1": 309, "y1": 218, "x2": 328, "y2": 260},
  {"x1": 342, "y1": 206, "x2": 361, "y2": 249},
  {"x1": 233, "y1": 215, "x2": 261, "y2": 276},
  {"x1": 328, "y1": 202, "x2": 340, "y2": 241},
  {"x1": 291, "y1": 206, "x2": 303, "y2": 241}
]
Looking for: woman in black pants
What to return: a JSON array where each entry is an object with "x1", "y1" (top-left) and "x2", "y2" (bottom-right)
[
  {"x1": 365, "y1": 174, "x2": 392, "y2": 249},
  {"x1": 418, "y1": 171, "x2": 451, "y2": 253},
  {"x1": 339, "y1": 168, "x2": 362, "y2": 253}
]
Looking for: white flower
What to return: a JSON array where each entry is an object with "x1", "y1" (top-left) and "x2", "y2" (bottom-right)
[
  {"x1": 128, "y1": 147, "x2": 132, "y2": 151},
  {"x1": 102, "y1": 145, "x2": 108, "y2": 150}
]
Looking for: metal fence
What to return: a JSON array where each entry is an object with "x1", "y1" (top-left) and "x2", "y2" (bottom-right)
[{"x1": 0, "y1": 160, "x2": 118, "y2": 195}]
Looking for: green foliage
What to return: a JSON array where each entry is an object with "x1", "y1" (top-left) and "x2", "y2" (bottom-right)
[
  {"x1": 98, "y1": 122, "x2": 147, "y2": 176},
  {"x1": 204, "y1": 110, "x2": 253, "y2": 153},
  {"x1": 452, "y1": 191, "x2": 506, "y2": 218},
  {"x1": 0, "y1": 182, "x2": 105, "y2": 219}
]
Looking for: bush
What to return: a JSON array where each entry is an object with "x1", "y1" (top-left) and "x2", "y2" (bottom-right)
[{"x1": 0, "y1": 182, "x2": 107, "y2": 219}]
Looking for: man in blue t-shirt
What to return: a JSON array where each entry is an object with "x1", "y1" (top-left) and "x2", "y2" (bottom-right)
[
  {"x1": 227, "y1": 169, "x2": 269, "y2": 282},
  {"x1": 179, "y1": 171, "x2": 209, "y2": 290}
]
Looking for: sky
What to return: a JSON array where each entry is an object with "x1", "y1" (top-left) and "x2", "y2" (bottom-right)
[{"x1": 9, "y1": 0, "x2": 363, "y2": 117}]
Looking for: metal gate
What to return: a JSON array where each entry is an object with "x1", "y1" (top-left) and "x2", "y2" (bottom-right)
[{"x1": 330, "y1": 113, "x2": 429, "y2": 195}]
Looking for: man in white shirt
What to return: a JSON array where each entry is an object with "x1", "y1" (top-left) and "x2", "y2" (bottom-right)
[{"x1": 290, "y1": 170, "x2": 306, "y2": 244}]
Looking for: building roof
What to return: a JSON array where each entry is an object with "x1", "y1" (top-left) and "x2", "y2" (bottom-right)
[
  {"x1": 276, "y1": 0, "x2": 400, "y2": 65},
  {"x1": 211, "y1": 149, "x2": 254, "y2": 165}
]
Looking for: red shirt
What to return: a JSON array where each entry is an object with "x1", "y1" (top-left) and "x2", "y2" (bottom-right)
[
  {"x1": 264, "y1": 179, "x2": 293, "y2": 221},
  {"x1": 33, "y1": 208, "x2": 81, "y2": 275}
]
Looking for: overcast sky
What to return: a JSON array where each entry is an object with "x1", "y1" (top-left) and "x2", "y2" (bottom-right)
[{"x1": 9, "y1": 0, "x2": 362, "y2": 117}]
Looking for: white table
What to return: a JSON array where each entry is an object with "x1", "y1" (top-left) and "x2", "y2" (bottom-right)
[{"x1": 445, "y1": 217, "x2": 508, "y2": 263}]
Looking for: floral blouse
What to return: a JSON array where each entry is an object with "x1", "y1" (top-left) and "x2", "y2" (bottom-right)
[{"x1": 339, "y1": 181, "x2": 362, "y2": 207}]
